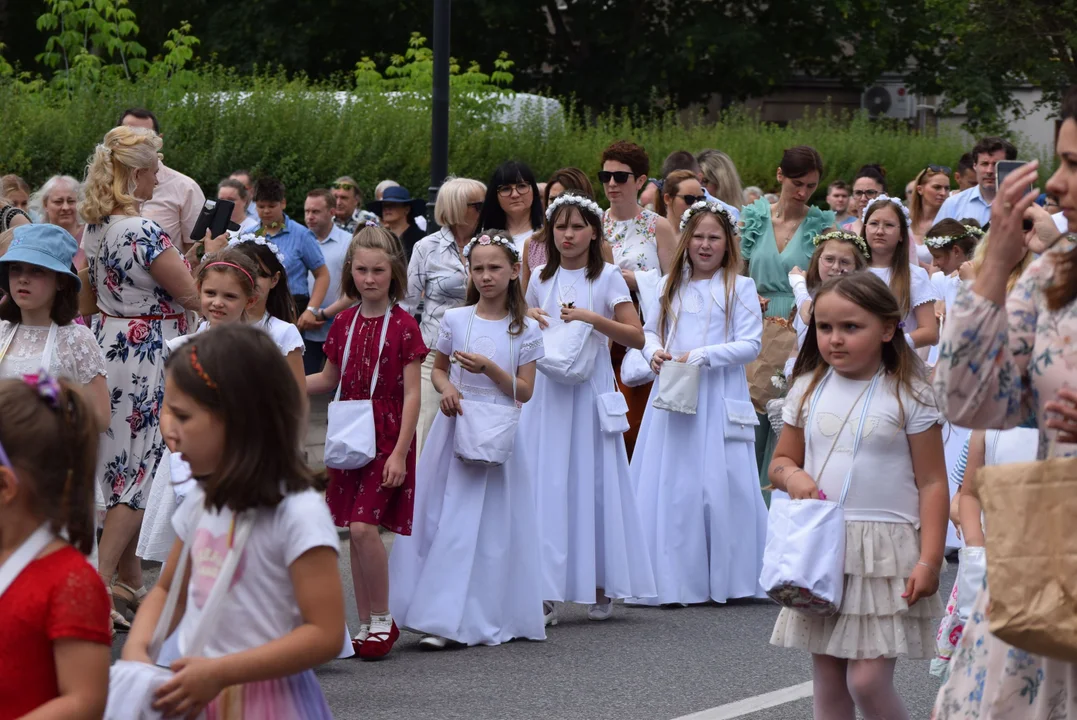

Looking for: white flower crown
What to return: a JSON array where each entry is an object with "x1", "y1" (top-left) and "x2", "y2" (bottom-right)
[
  {"x1": 228, "y1": 233, "x2": 287, "y2": 269},
  {"x1": 680, "y1": 200, "x2": 738, "y2": 232},
  {"x1": 812, "y1": 230, "x2": 871, "y2": 260},
  {"x1": 545, "y1": 193, "x2": 603, "y2": 222},
  {"x1": 462, "y1": 232, "x2": 519, "y2": 262},
  {"x1": 861, "y1": 194, "x2": 912, "y2": 227},
  {"x1": 924, "y1": 224, "x2": 985, "y2": 249}
]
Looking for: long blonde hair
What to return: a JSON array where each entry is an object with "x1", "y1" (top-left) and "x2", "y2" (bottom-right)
[
  {"x1": 79, "y1": 126, "x2": 162, "y2": 225},
  {"x1": 971, "y1": 231, "x2": 1031, "y2": 294},
  {"x1": 657, "y1": 209, "x2": 742, "y2": 341}
]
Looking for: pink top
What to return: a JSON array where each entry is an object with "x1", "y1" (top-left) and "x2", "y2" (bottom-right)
[
  {"x1": 141, "y1": 163, "x2": 205, "y2": 248},
  {"x1": 527, "y1": 233, "x2": 548, "y2": 272}
]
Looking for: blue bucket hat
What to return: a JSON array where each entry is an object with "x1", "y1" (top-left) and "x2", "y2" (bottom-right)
[{"x1": 0, "y1": 224, "x2": 82, "y2": 292}]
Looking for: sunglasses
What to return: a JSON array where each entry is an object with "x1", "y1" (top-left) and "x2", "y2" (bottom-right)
[
  {"x1": 852, "y1": 189, "x2": 881, "y2": 198},
  {"x1": 925, "y1": 165, "x2": 952, "y2": 175},
  {"x1": 679, "y1": 194, "x2": 706, "y2": 205},
  {"x1": 331, "y1": 182, "x2": 357, "y2": 191},
  {"x1": 497, "y1": 183, "x2": 532, "y2": 197},
  {"x1": 598, "y1": 171, "x2": 635, "y2": 184},
  {"x1": 467, "y1": 201, "x2": 484, "y2": 210}
]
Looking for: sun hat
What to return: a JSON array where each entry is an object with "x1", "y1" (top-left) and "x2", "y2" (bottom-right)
[
  {"x1": 0, "y1": 223, "x2": 81, "y2": 292},
  {"x1": 368, "y1": 185, "x2": 426, "y2": 219}
]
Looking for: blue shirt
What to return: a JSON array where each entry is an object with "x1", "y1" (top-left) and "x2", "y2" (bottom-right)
[
  {"x1": 936, "y1": 185, "x2": 992, "y2": 226},
  {"x1": 303, "y1": 225, "x2": 352, "y2": 343},
  {"x1": 252, "y1": 216, "x2": 325, "y2": 296}
]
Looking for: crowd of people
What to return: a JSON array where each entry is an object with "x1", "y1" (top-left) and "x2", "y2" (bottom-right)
[{"x1": 0, "y1": 88, "x2": 1076, "y2": 720}]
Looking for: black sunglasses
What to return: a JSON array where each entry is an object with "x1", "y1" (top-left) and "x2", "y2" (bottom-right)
[
  {"x1": 679, "y1": 194, "x2": 706, "y2": 205},
  {"x1": 925, "y1": 165, "x2": 952, "y2": 175},
  {"x1": 598, "y1": 170, "x2": 635, "y2": 184}
]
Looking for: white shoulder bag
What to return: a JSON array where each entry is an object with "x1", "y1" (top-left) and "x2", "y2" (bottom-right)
[
  {"x1": 324, "y1": 306, "x2": 392, "y2": 470},
  {"x1": 536, "y1": 270, "x2": 599, "y2": 385},
  {"x1": 452, "y1": 309, "x2": 521, "y2": 466},
  {"x1": 759, "y1": 369, "x2": 882, "y2": 616},
  {"x1": 106, "y1": 507, "x2": 255, "y2": 720}
]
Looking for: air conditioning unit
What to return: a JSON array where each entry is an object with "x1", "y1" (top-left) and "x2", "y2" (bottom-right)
[{"x1": 861, "y1": 83, "x2": 918, "y2": 120}]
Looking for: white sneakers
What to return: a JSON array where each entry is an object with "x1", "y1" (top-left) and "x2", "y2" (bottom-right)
[
  {"x1": 543, "y1": 601, "x2": 558, "y2": 627},
  {"x1": 587, "y1": 601, "x2": 614, "y2": 621},
  {"x1": 419, "y1": 634, "x2": 450, "y2": 650}
]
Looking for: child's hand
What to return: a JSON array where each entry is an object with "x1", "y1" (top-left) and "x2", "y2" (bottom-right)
[
  {"x1": 958, "y1": 261, "x2": 976, "y2": 281},
  {"x1": 382, "y1": 451, "x2": 407, "y2": 488},
  {"x1": 560, "y1": 306, "x2": 595, "y2": 324},
  {"x1": 528, "y1": 307, "x2": 550, "y2": 329},
  {"x1": 949, "y1": 493, "x2": 963, "y2": 539},
  {"x1": 153, "y1": 656, "x2": 225, "y2": 718},
  {"x1": 789, "y1": 266, "x2": 806, "y2": 278},
  {"x1": 650, "y1": 350, "x2": 672, "y2": 374},
  {"x1": 454, "y1": 351, "x2": 489, "y2": 375},
  {"x1": 1044, "y1": 387, "x2": 1077, "y2": 444},
  {"x1": 902, "y1": 563, "x2": 940, "y2": 607},
  {"x1": 786, "y1": 470, "x2": 821, "y2": 500},
  {"x1": 439, "y1": 384, "x2": 463, "y2": 417},
  {"x1": 676, "y1": 352, "x2": 691, "y2": 363}
]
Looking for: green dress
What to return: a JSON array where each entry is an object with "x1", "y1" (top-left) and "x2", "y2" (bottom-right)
[
  {"x1": 740, "y1": 199, "x2": 834, "y2": 494},
  {"x1": 740, "y1": 199, "x2": 835, "y2": 319}
]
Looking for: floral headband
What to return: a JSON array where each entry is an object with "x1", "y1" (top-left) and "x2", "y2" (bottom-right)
[
  {"x1": 462, "y1": 232, "x2": 519, "y2": 262},
  {"x1": 228, "y1": 233, "x2": 287, "y2": 268},
  {"x1": 680, "y1": 200, "x2": 738, "y2": 232},
  {"x1": 861, "y1": 194, "x2": 912, "y2": 227},
  {"x1": 924, "y1": 224, "x2": 985, "y2": 250},
  {"x1": 545, "y1": 193, "x2": 603, "y2": 223},
  {"x1": 812, "y1": 230, "x2": 871, "y2": 260}
]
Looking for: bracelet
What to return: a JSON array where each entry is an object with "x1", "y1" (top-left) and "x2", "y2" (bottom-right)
[{"x1": 916, "y1": 561, "x2": 940, "y2": 577}]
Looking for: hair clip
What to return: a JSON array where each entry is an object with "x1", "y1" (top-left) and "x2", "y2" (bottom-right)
[
  {"x1": 189, "y1": 346, "x2": 218, "y2": 390},
  {"x1": 23, "y1": 373, "x2": 61, "y2": 411},
  {"x1": 897, "y1": 321, "x2": 906, "y2": 330}
]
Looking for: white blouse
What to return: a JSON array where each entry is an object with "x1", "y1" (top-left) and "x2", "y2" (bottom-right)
[
  {"x1": 869, "y1": 264, "x2": 938, "y2": 332},
  {"x1": 0, "y1": 321, "x2": 106, "y2": 384}
]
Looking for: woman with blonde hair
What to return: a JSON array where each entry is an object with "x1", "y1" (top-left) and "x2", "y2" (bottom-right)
[
  {"x1": 79, "y1": 125, "x2": 201, "y2": 631},
  {"x1": 697, "y1": 149, "x2": 745, "y2": 212},
  {"x1": 909, "y1": 165, "x2": 952, "y2": 266}
]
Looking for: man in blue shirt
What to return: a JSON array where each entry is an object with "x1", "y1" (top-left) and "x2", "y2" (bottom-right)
[
  {"x1": 936, "y1": 137, "x2": 1017, "y2": 226},
  {"x1": 251, "y1": 176, "x2": 329, "y2": 330},
  {"x1": 302, "y1": 188, "x2": 352, "y2": 374}
]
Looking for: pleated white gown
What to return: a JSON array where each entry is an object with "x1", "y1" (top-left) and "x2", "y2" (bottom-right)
[{"x1": 629, "y1": 275, "x2": 769, "y2": 605}]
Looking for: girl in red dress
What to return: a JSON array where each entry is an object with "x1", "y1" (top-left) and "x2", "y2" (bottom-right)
[
  {"x1": 307, "y1": 226, "x2": 427, "y2": 660},
  {"x1": 0, "y1": 375, "x2": 111, "y2": 720}
]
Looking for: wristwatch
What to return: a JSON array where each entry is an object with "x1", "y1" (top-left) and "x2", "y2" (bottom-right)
[{"x1": 306, "y1": 306, "x2": 320, "y2": 320}]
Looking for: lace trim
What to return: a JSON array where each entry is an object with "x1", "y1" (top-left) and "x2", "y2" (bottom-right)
[
  {"x1": 521, "y1": 338, "x2": 542, "y2": 354},
  {"x1": 460, "y1": 383, "x2": 509, "y2": 399},
  {"x1": 611, "y1": 295, "x2": 634, "y2": 307}
]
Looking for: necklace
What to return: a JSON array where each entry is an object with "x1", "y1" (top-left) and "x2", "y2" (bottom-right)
[{"x1": 556, "y1": 267, "x2": 585, "y2": 308}]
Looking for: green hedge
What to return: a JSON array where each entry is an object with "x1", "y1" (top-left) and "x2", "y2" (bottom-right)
[{"x1": 0, "y1": 69, "x2": 977, "y2": 207}]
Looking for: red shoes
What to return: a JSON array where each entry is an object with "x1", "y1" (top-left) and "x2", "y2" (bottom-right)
[{"x1": 359, "y1": 620, "x2": 400, "y2": 660}]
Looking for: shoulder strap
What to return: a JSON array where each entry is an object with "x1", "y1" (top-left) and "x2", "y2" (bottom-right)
[
  {"x1": 41, "y1": 323, "x2": 59, "y2": 370},
  {"x1": 368, "y1": 306, "x2": 394, "y2": 397},
  {"x1": 185, "y1": 512, "x2": 256, "y2": 657},
  {"x1": 455, "y1": 308, "x2": 516, "y2": 403},
  {"x1": 0, "y1": 323, "x2": 19, "y2": 363},
  {"x1": 333, "y1": 308, "x2": 363, "y2": 403},
  {"x1": 0, "y1": 524, "x2": 55, "y2": 600}
]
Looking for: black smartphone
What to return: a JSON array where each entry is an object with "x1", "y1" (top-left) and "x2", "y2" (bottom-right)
[
  {"x1": 996, "y1": 160, "x2": 1034, "y2": 196},
  {"x1": 190, "y1": 199, "x2": 236, "y2": 244}
]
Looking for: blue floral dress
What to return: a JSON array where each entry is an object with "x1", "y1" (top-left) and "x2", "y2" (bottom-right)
[
  {"x1": 84, "y1": 216, "x2": 188, "y2": 510},
  {"x1": 932, "y1": 237, "x2": 1077, "y2": 719}
]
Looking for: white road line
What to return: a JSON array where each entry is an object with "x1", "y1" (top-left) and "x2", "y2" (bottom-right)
[{"x1": 670, "y1": 681, "x2": 814, "y2": 720}]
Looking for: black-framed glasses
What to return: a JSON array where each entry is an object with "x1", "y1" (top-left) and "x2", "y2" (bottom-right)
[
  {"x1": 467, "y1": 201, "x2": 484, "y2": 211},
  {"x1": 598, "y1": 170, "x2": 634, "y2": 184},
  {"x1": 925, "y1": 164, "x2": 952, "y2": 175},
  {"x1": 852, "y1": 189, "x2": 881, "y2": 199},
  {"x1": 497, "y1": 182, "x2": 532, "y2": 197},
  {"x1": 680, "y1": 194, "x2": 706, "y2": 205},
  {"x1": 331, "y1": 182, "x2": 357, "y2": 191}
]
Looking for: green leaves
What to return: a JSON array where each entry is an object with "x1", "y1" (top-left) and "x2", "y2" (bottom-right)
[{"x1": 350, "y1": 32, "x2": 513, "y2": 95}]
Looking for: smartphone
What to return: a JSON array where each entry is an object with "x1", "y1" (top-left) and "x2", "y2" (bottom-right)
[
  {"x1": 190, "y1": 199, "x2": 236, "y2": 244},
  {"x1": 996, "y1": 160, "x2": 1034, "y2": 196}
]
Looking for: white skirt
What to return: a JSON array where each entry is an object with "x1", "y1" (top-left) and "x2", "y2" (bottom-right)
[
  {"x1": 629, "y1": 369, "x2": 768, "y2": 605},
  {"x1": 388, "y1": 410, "x2": 546, "y2": 646},
  {"x1": 518, "y1": 360, "x2": 656, "y2": 604},
  {"x1": 137, "y1": 450, "x2": 196, "y2": 562}
]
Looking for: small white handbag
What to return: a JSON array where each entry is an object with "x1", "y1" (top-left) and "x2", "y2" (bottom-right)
[
  {"x1": 324, "y1": 306, "x2": 392, "y2": 470},
  {"x1": 651, "y1": 288, "x2": 704, "y2": 415},
  {"x1": 724, "y1": 398, "x2": 760, "y2": 442},
  {"x1": 106, "y1": 508, "x2": 254, "y2": 720},
  {"x1": 592, "y1": 376, "x2": 630, "y2": 434},
  {"x1": 453, "y1": 309, "x2": 521, "y2": 466},
  {"x1": 536, "y1": 271, "x2": 599, "y2": 385},
  {"x1": 956, "y1": 546, "x2": 986, "y2": 620},
  {"x1": 759, "y1": 370, "x2": 882, "y2": 616}
]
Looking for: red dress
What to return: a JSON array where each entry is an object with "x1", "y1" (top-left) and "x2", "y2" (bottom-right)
[
  {"x1": 324, "y1": 305, "x2": 428, "y2": 534},
  {"x1": 0, "y1": 546, "x2": 111, "y2": 720}
]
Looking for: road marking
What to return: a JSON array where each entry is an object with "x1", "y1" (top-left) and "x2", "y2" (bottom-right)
[{"x1": 671, "y1": 681, "x2": 814, "y2": 720}]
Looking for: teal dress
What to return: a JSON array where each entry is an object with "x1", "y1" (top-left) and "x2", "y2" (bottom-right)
[
  {"x1": 740, "y1": 199, "x2": 835, "y2": 319},
  {"x1": 739, "y1": 199, "x2": 834, "y2": 493}
]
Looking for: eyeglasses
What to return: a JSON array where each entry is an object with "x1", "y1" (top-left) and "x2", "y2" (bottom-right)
[
  {"x1": 598, "y1": 171, "x2": 635, "y2": 184},
  {"x1": 467, "y1": 201, "x2": 484, "y2": 211},
  {"x1": 497, "y1": 183, "x2": 532, "y2": 197},
  {"x1": 679, "y1": 194, "x2": 706, "y2": 205},
  {"x1": 331, "y1": 182, "x2": 357, "y2": 191},
  {"x1": 852, "y1": 189, "x2": 881, "y2": 199},
  {"x1": 925, "y1": 165, "x2": 952, "y2": 175}
]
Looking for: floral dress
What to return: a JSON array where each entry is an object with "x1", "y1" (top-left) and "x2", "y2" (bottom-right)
[
  {"x1": 323, "y1": 305, "x2": 428, "y2": 534},
  {"x1": 84, "y1": 215, "x2": 188, "y2": 510},
  {"x1": 602, "y1": 208, "x2": 661, "y2": 273},
  {"x1": 933, "y1": 237, "x2": 1077, "y2": 719}
]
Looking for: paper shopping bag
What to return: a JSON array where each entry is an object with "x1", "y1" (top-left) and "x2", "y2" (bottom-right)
[{"x1": 745, "y1": 316, "x2": 797, "y2": 414}]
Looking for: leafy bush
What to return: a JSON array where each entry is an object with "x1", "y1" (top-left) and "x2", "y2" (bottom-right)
[{"x1": 0, "y1": 66, "x2": 978, "y2": 208}]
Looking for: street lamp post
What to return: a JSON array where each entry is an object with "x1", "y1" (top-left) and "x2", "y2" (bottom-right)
[{"x1": 428, "y1": 0, "x2": 450, "y2": 227}]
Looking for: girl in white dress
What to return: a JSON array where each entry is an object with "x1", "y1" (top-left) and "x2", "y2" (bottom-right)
[
  {"x1": 769, "y1": 271, "x2": 947, "y2": 720},
  {"x1": 630, "y1": 201, "x2": 767, "y2": 605},
  {"x1": 521, "y1": 194, "x2": 657, "y2": 624},
  {"x1": 389, "y1": 230, "x2": 546, "y2": 649},
  {"x1": 861, "y1": 196, "x2": 939, "y2": 351}
]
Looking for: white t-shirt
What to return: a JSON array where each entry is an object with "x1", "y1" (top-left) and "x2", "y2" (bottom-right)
[
  {"x1": 525, "y1": 263, "x2": 634, "y2": 329},
  {"x1": 869, "y1": 264, "x2": 938, "y2": 332},
  {"x1": 171, "y1": 485, "x2": 339, "y2": 658},
  {"x1": 260, "y1": 314, "x2": 304, "y2": 355},
  {"x1": 783, "y1": 371, "x2": 941, "y2": 526}
]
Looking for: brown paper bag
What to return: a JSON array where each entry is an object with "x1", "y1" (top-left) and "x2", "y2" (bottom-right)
[
  {"x1": 970, "y1": 450, "x2": 1077, "y2": 662},
  {"x1": 745, "y1": 317, "x2": 798, "y2": 414}
]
